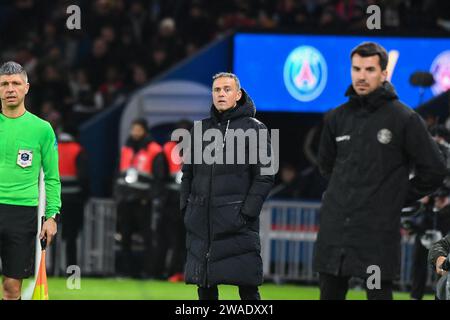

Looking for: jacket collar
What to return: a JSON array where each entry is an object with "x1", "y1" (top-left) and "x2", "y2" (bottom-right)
[{"x1": 345, "y1": 81, "x2": 398, "y2": 113}]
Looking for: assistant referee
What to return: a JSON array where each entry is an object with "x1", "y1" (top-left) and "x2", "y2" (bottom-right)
[{"x1": 0, "y1": 61, "x2": 61, "y2": 300}]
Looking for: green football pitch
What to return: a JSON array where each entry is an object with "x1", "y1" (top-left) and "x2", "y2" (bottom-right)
[{"x1": 12, "y1": 277, "x2": 435, "y2": 300}]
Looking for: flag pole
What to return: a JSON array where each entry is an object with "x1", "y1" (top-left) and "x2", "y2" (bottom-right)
[
  {"x1": 22, "y1": 168, "x2": 46, "y2": 300},
  {"x1": 36, "y1": 168, "x2": 46, "y2": 274}
]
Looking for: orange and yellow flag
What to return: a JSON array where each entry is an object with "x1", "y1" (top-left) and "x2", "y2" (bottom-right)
[{"x1": 32, "y1": 249, "x2": 49, "y2": 300}]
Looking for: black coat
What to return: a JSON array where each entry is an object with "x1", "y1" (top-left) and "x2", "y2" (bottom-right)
[
  {"x1": 313, "y1": 82, "x2": 447, "y2": 280},
  {"x1": 180, "y1": 90, "x2": 275, "y2": 287}
]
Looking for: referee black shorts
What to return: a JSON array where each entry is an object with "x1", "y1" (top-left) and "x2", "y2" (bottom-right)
[{"x1": 0, "y1": 203, "x2": 37, "y2": 279}]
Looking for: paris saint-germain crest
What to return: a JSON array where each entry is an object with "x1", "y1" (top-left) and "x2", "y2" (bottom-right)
[{"x1": 283, "y1": 45, "x2": 328, "y2": 102}]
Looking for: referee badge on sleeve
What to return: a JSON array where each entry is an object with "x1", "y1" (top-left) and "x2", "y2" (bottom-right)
[{"x1": 17, "y1": 150, "x2": 33, "y2": 168}]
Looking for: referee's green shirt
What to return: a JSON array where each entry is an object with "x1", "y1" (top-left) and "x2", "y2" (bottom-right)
[{"x1": 0, "y1": 111, "x2": 61, "y2": 218}]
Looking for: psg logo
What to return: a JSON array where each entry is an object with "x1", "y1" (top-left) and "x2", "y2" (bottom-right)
[
  {"x1": 283, "y1": 45, "x2": 328, "y2": 102},
  {"x1": 430, "y1": 50, "x2": 450, "y2": 96}
]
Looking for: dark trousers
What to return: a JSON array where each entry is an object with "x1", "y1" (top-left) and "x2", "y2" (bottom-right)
[
  {"x1": 61, "y1": 196, "x2": 84, "y2": 267},
  {"x1": 117, "y1": 200, "x2": 152, "y2": 276},
  {"x1": 319, "y1": 273, "x2": 393, "y2": 300},
  {"x1": 149, "y1": 190, "x2": 186, "y2": 278},
  {"x1": 410, "y1": 235, "x2": 429, "y2": 300},
  {"x1": 198, "y1": 286, "x2": 261, "y2": 300}
]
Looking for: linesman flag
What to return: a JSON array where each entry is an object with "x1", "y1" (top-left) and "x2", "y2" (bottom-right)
[{"x1": 32, "y1": 218, "x2": 49, "y2": 300}]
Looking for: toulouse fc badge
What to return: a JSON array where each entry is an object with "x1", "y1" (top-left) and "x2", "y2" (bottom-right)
[
  {"x1": 377, "y1": 129, "x2": 392, "y2": 144},
  {"x1": 17, "y1": 150, "x2": 33, "y2": 168}
]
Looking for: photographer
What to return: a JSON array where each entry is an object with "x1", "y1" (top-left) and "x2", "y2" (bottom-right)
[
  {"x1": 429, "y1": 234, "x2": 450, "y2": 276},
  {"x1": 406, "y1": 189, "x2": 450, "y2": 299},
  {"x1": 428, "y1": 234, "x2": 450, "y2": 300}
]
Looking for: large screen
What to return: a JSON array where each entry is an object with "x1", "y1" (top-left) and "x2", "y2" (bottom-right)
[{"x1": 233, "y1": 33, "x2": 450, "y2": 113}]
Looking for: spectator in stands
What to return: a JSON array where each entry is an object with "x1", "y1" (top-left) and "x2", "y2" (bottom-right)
[
  {"x1": 82, "y1": 37, "x2": 112, "y2": 90},
  {"x1": 220, "y1": 1, "x2": 258, "y2": 30},
  {"x1": 40, "y1": 100, "x2": 62, "y2": 135},
  {"x1": 97, "y1": 65, "x2": 124, "y2": 107},
  {"x1": 126, "y1": 64, "x2": 149, "y2": 92},
  {"x1": 382, "y1": 0, "x2": 401, "y2": 29},
  {"x1": 152, "y1": 17, "x2": 183, "y2": 64},
  {"x1": 98, "y1": 25, "x2": 121, "y2": 62},
  {"x1": 14, "y1": 46, "x2": 38, "y2": 82},
  {"x1": 180, "y1": 3, "x2": 213, "y2": 47},
  {"x1": 276, "y1": 0, "x2": 307, "y2": 28},
  {"x1": 318, "y1": 4, "x2": 341, "y2": 29},
  {"x1": 147, "y1": 46, "x2": 171, "y2": 79},
  {"x1": 36, "y1": 64, "x2": 71, "y2": 113},
  {"x1": 69, "y1": 69, "x2": 103, "y2": 127},
  {"x1": 125, "y1": 0, "x2": 155, "y2": 46}
]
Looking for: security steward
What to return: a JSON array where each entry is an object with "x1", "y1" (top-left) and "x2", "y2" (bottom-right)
[
  {"x1": 115, "y1": 118, "x2": 164, "y2": 277},
  {"x1": 58, "y1": 131, "x2": 88, "y2": 269}
]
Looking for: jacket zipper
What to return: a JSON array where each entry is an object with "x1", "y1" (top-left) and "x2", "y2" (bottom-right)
[
  {"x1": 204, "y1": 120, "x2": 230, "y2": 288},
  {"x1": 204, "y1": 121, "x2": 220, "y2": 287},
  {"x1": 205, "y1": 163, "x2": 213, "y2": 288}
]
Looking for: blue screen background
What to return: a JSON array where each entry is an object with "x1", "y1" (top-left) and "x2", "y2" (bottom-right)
[{"x1": 233, "y1": 33, "x2": 450, "y2": 113}]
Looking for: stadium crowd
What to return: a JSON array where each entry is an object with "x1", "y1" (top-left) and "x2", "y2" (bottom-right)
[{"x1": 0, "y1": 0, "x2": 449, "y2": 133}]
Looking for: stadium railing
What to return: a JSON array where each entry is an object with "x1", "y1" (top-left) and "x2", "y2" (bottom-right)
[
  {"x1": 46, "y1": 198, "x2": 117, "y2": 276},
  {"x1": 260, "y1": 200, "x2": 434, "y2": 291}
]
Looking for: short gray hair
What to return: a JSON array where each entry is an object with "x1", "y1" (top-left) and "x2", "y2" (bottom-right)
[
  {"x1": 0, "y1": 61, "x2": 28, "y2": 83},
  {"x1": 212, "y1": 72, "x2": 241, "y2": 91}
]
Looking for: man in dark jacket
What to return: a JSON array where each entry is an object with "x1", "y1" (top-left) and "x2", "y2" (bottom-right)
[
  {"x1": 180, "y1": 72, "x2": 275, "y2": 300},
  {"x1": 313, "y1": 42, "x2": 447, "y2": 300},
  {"x1": 428, "y1": 234, "x2": 450, "y2": 300},
  {"x1": 429, "y1": 234, "x2": 450, "y2": 276}
]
